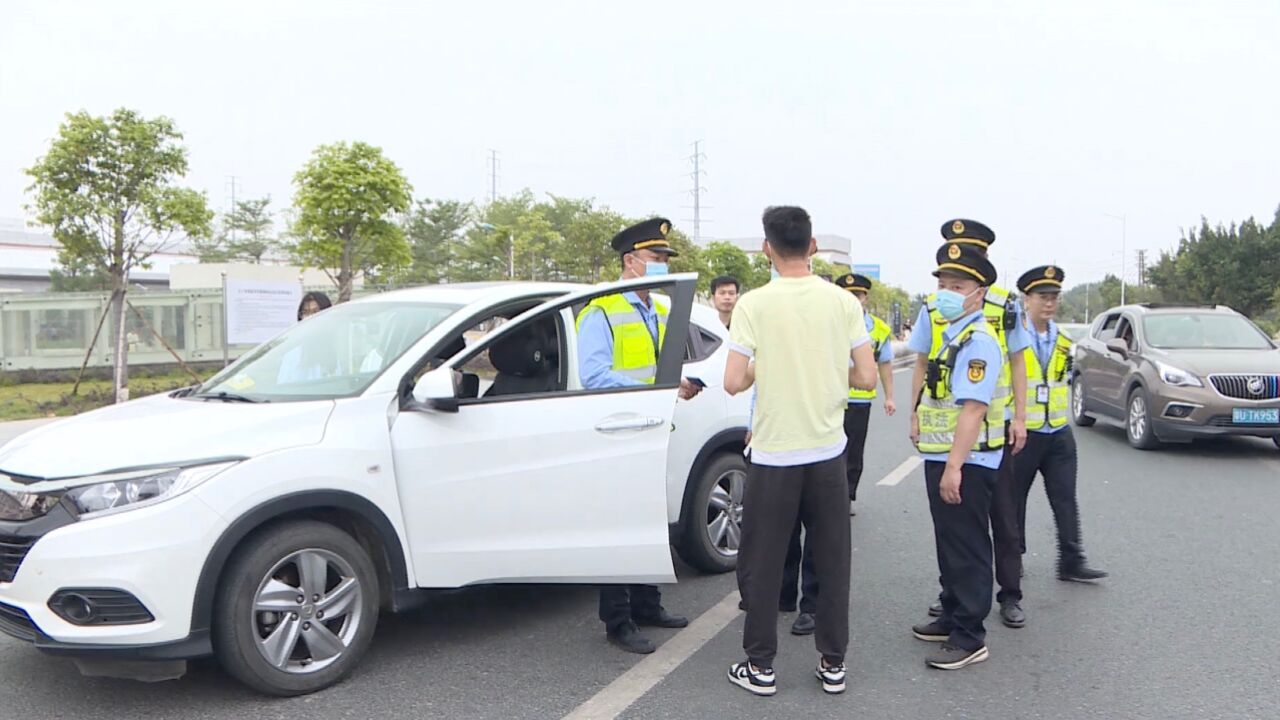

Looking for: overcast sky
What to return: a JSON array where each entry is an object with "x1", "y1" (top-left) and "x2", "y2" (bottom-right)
[{"x1": 3, "y1": 0, "x2": 1278, "y2": 293}]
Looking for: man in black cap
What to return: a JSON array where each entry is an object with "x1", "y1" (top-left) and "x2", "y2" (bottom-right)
[
  {"x1": 1015, "y1": 265, "x2": 1108, "y2": 584},
  {"x1": 907, "y1": 219, "x2": 1033, "y2": 630},
  {"x1": 909, "y1": 243, "x2": 1005, "y2": 670},
  {"x1": 576, "y1": 217, "x2": 700, "y2": 654}
]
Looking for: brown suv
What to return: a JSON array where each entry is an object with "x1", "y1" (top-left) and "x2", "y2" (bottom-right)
[{"x1": 1072, "y1": 303, "x2": 1280, "y2": 450}]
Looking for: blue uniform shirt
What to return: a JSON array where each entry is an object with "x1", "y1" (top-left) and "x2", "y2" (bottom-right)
[
  {"x1": 849, "y1": 313, "x2": 895, "y2": 406},
  {"x1": 921, "y1": 310, "x2": 1005, "y2": 469},
  {"x1": 577, "y1": 291, "x2": 662, "y2": 390},
  {"x1": 909, "y1": 297, "x2": 1030, "y2": 421},
  {"x1": 1028, "y1": 317, "x2": 1068, "y2": 435}
]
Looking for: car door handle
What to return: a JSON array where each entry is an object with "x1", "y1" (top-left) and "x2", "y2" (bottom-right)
[{"x1": 594, "y1": 417, "x2": 666, "y2": 433}]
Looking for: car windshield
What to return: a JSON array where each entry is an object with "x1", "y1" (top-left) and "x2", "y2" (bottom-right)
[
  {"x1": 197, "y1": 301, "x2": 461, "y2": 401},
  {"x1": 1142, "y1": 313, "x2": 1274, "y2": 350}
]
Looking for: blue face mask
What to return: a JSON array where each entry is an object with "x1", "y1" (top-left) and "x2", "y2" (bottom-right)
[
  {"x1": 644, "y1": 261, "x2": 669, "y2": 277},
  {"x1": 935, "y1": 288, "x2": 979, "y2": 321},
  {"x1": 770, "y1": 265, "x2": 781, "y2": 280}
]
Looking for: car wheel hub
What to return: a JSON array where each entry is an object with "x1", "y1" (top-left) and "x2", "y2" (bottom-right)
[
  {"x1": 1130, "y1": 396, "x2": 1147, "y2": 439},
  {"x1": 706, "y1": 468, "x2": 745, "y2": 558},
  {"x1": 251, "y1": 548, "x2": 364, "y2": 675}
]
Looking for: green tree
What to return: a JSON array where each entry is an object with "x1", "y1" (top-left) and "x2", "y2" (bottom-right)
[
  {"x1": 48, "y1": 251, "x2": 110, "y2": 292},
  {"x1": 222, "y1": 197, "x2": 279, "y2": 263},
  {"x1": 1148, "y1": 212, "x2": 1280, "y2": 318},
  {"x1": 26, "y1": 108, "x2": 212, "y2": 402},
  {"x1": 291, "y1": 141, "x2": 413, "y2": 301},
  {"x1": 702, "y1": 241, "x2": 755, "y2": 291},
  {"x1": 404, "y1": 198, "x2": 472, "y2": 284}
]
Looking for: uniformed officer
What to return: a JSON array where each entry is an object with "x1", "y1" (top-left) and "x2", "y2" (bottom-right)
[
  {"x1": 576, "y1": 217, "x2": 701, "y2": 654},
  {"x1": 774, "y1": 272, "x2": 898, "y2": 636},
  {"x1": 1015, "y1": 265, "x2": 1108, "y2": 583},
  {"x1": 909, "y1": 243, "x2": 1005, "y2": 670},
  {"x1": 908, "y1": 219, "x2": 1033, "y2": 629}
]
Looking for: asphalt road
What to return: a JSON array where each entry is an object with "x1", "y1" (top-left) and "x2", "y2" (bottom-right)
[{"x1": 2, "y1": 372, "x2": 1278, "y2": 719}]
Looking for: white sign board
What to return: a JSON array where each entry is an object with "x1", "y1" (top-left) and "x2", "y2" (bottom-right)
[{"x1": 224, "y1": 278, "x2": 302, "y2": 345}]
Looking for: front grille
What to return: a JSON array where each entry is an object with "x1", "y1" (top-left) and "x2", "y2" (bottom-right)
[
  {"x1": 0, "y1": 536, "x2": 37, "y2": 583},
  {"x1": 1209, "y1": 374, "x2": 1280, "y2": 401},
  {"x1": 0, "y1": 601, "x2": 37, "y2": 642},
  {"x1": 1207, "y1": 415, "x2": 1280, "y2": 428}
]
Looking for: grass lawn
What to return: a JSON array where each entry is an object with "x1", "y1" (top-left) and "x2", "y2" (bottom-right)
[{"x1": 0, "y1": 369, "x2": 219, "y2": 422}]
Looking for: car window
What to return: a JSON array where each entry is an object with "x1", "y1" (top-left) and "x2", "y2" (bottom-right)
[
  {"x1": 449, "y1": 281, "x2": 691, "y2": 404},
  {"x1": 1115, "y1": 317, "x2": 1138, "y2": 351},
  {"x1": 1143, "y1": 313, "x2": 1274, "y2": 350},
  {"x1": 199, "y1": 301, "x2": 461, "y2": 402},
  {"x1": 1095, "y1": 313, "x2": 1121, "y2": 341},
  {"x1": 685, "y1": 322, "x2": 723, "y2": 363}
]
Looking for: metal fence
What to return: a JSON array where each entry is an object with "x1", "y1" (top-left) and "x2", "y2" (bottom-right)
[{"x1": 0, "y1": 288, "x2": 355, "y2": 372}]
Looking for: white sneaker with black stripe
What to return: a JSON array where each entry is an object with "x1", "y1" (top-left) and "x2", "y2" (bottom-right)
[
  {"x1": 815, "y1": 661, "x2": 846, "y2": 694},
  {"x1": 727, "y1": 660, "x2": 777, "y2": 696}
]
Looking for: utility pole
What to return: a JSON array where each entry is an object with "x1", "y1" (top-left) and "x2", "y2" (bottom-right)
[
  {"x1": 487, "y1": 150, "x2": 500, "y2": 204},
  {"x1": 1136, "y1": 249, "x2": 1147, "y2": 287},
  {"x1": 226, "y1": 176, "x2": 240, "y2": 244},
  {"x1": 684, "y1": 141, "x2": 710, "y2": 244},
  {"x1": 1104, "y1": 213, "x2": 1127, "y2": 305}
]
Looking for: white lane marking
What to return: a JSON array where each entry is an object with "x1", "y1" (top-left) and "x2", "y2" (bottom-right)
[
  {"x1": 876, "y1": 456, "x2": 923, "y2": 486},
  {"x1": 562, "y1": 591, "x2": 742, "y2": 720}
]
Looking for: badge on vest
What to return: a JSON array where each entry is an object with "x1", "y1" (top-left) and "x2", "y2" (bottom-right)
[
  {"x1": 1036, "y1": 384, "x2": 1050, "y2": 403},
  {"x1": 967, "y1": 359, "x2": 986, "y2": 383}
]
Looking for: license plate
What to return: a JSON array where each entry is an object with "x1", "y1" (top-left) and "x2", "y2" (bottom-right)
[{"x1": 1232, "y1": 408, "x2": 1279, "y2": 424}]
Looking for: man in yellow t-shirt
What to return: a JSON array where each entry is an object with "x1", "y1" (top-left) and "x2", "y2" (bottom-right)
[{"x1": 722, "y1": 205, "x2": 877, "y2": 698}]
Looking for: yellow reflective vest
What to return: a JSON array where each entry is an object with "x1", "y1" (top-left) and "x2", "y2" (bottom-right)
[
  {"x1": 916, "y1": 319, "x2": 1006, "y2": 454},
  {"x1": 575, "y1": 293, "x2": 668, "y2": 384},
  {"x1": 1024, "y1": 329, "x2": 1073, "y2": 430},
  {"x1": 850, "y1": 314, "x2": 892, "y2": 401},
  {"x1": 925, "y1": 284, "x2": 1016, "y2": 418}
]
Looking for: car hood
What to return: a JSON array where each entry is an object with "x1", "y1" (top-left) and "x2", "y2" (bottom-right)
[
  {"x1": 0, "y1": 393, "x2": 334, "y2": 480},
  {"x1": 1149, "y1": 347, "x2": 1280, "y2": 376}
]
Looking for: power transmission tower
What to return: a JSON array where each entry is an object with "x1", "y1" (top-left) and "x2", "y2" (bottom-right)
[
  {"x1": 487, "y1": 150, "x2": 500, "y2": 204},
  {"x1": 683, "y1": 141, "x2": 711, "y2": 244},
  {"x1": 1136, "y1": 249, "x2": 1147, "y2": 287}
]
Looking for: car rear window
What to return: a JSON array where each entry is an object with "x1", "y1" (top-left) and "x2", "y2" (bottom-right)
[{"x1": 1142, "y1": 313, "x2": 1274, "y2": 350}]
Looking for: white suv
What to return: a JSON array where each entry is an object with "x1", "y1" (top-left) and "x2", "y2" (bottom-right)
[{"x1": 0, "y1": 274, "x2": 749, "y2": 695}]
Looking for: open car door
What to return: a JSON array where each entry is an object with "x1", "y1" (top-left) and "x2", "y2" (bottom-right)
[{"x1": 390, "y1": 274, "x2": 696, "y2": 587}]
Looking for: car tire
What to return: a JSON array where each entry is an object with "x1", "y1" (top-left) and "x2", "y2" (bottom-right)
[
  {"x1": 1273, "y1": 436, "x2": 1280, "y2": 451},
  {"x1": 677, "y1": 452, "x2": 746, "y2": 574},
  {"x1": 212, "y1": 520, "x2": 381, "y2": 697},
  {"x1": 1072, "y1": 377, "x2": 1096, "y2": 427},
  {"x1": 1126, "y1": 387, "x2": 1160, "y2": 450}
]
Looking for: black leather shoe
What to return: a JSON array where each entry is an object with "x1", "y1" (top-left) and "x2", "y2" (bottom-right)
[
  {"x1": 738, "y1": 598, "x2": 748, "y2": 611},
  {"x1": 635, "y1": 607, "x2": 689, "y2": 629},
  {"x1": 608, "y1": 622, "x2": 656, "y2": 654},
  {"x1": 1000, "y1": 600, "x2": 1026, "y2": 628},
  {"x1": 790, "y1": 612, "x2": 816, "y2": 636},
  {"x1": 927, "y1": 600, "x2": 943, "y2": 618},
  {"x1": 1059, "y1": 565, "x2": 1109, "y2": 583}
]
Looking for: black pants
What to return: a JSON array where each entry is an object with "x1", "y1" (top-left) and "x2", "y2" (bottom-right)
[
  {"x1": 844, "y1": 403, "x2": 872, "y2": 501},
  {"x1": 740, "y1": 455, "x2": 850, "y2": 669},
  {"x1": 925, "y1": 460, "x2": 996, "y2": 651},
  {"x1": 779, "y1": 404, "x2": 871, "y2": 614},
  {"x1": 599, "y1": 585, "x2": 662, "y2": 634},
  {"x1": 991, "y1": 426, "x2": 1024, "y2": 604},
  {"x1": 1014, "y1": 428, "x2": 1087, "y2": 570}
]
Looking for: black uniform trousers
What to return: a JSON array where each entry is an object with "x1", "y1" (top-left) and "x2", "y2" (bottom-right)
[
  {"x1": 925, "y1": 460, "x2": 996, "y2": 651},
  {"x1": 1013, "y1": 427, "x2": 1086, "y2": 571},
  {"x1": 739, "y1": 455, "x2": 850, "y2": 670},
  {"x1": 599, "y1": 585, "x2": 662, "y2": 634},
  {"x1": 779, "y1": 403, "x2": 871, "y2": 614},
  {"x1": 991, "y1": 424, "x2": 1024, "y2": 604}
]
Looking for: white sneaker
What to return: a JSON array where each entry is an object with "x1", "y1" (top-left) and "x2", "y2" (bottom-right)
[
  {"x1": 815, "y1": 661, "x2": 846, "y2": 694},
  {"x1": 727, "y1": 660, "x2": 777, "y2": 696}
]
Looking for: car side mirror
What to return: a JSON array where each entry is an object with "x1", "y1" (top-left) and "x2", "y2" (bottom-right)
[
  {"x1": 1105, "y1": 338, "x2": 1130, "y2": 358},
  {"x1": 407, "y1": 368, "x2": 459, "y2": 413}
]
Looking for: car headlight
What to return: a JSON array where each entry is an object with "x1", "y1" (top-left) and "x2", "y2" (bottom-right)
[
  {"x1": 63, "y1": 462, "x2": 237, "y2": 519},
  {"x1": 1153, "y1": 361, "x2": 1202, "y2": 388}
]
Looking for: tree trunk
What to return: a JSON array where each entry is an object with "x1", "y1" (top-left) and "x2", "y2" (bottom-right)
[
  {"x1": 111, "y1": 283, "x2": 130, "y2": 403},
  {"x1": 338, "y1": 230, "x2": 354, "y2": 302}
]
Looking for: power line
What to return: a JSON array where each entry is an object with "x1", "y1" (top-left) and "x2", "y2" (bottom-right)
[
  {"x1": 683, "y1": 140, "x2": 710, "y2": 244},
  {"x1": 487, "y1": 150, "x2": 500, "y2": 204}
]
